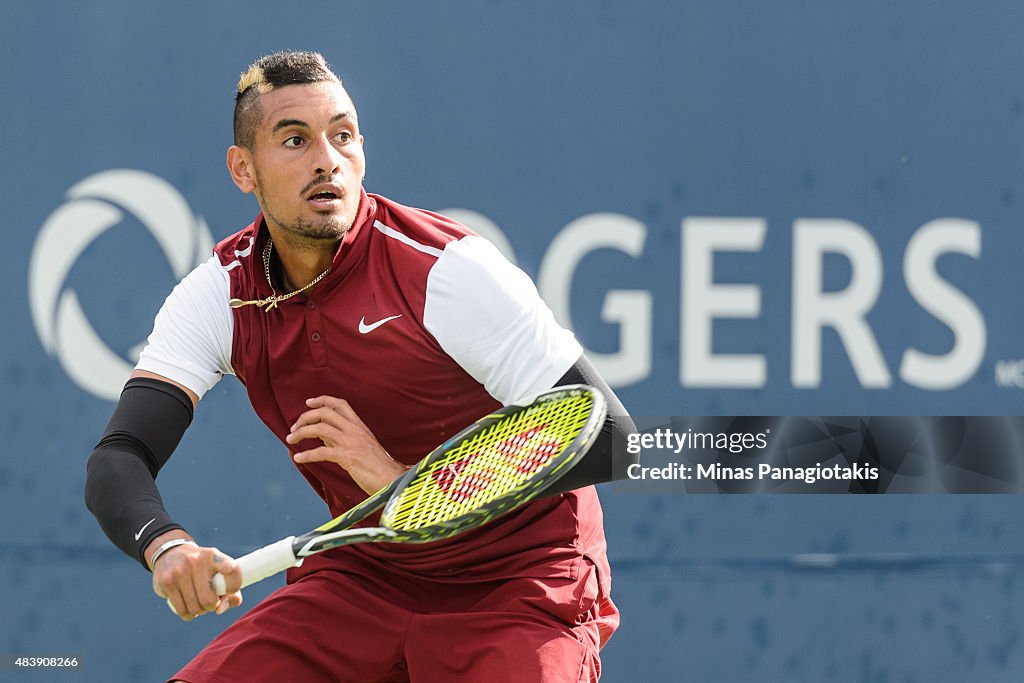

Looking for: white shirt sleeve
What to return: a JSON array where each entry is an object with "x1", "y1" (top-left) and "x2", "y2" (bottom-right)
[
  {"x1": 135, "y1": 255, "x2": 234, "y2": 398},
  {"x1": 423, "y1": 236, "x2": 582, "y2": 405}
]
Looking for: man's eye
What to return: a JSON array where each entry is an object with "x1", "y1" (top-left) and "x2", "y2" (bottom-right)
[
  {"x1": 284, "y1": 136, "x2": 304, "y2": 148},
  {"x1": 335, "y1": 131, "x2": 352, "y2": 143}
]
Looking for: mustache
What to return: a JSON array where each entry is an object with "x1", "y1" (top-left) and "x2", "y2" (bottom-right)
[{"x1": 300, "y1": 176, "x2": 341, "y2": 196}]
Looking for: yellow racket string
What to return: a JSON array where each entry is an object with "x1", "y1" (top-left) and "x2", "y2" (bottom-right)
[{"x1": 383, "y1": 393, "x2": 594, "y2": 531}]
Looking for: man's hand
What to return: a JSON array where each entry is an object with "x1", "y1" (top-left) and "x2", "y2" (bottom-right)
[
  {"x1": 287, "y1": 396, "x2": 410, "y2": 494},
  {"x1": 147, "y1": 532, "x2": 243, "y2": 621}
]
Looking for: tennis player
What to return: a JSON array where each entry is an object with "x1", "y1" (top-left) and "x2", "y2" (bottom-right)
[{"x1": 85, "y1": 51, "x2": 635, "y2": 682}]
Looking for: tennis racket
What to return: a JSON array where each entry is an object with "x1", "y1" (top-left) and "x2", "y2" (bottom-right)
[{"x1": 210, "y1": 384, "x2": 607, "y2": 595}]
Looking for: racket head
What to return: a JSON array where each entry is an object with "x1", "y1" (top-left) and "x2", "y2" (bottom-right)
[{"x1": 379, "y1": 384, "x2": 607, "y2": 541}]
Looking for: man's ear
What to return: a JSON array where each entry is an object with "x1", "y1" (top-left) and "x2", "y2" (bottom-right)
[{"x1": 227, "y1": 145, "x2": 256, "y2": 193}]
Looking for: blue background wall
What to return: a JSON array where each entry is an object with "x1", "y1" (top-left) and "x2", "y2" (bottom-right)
[{"x1": 3, "y1": 1, "x2": 1024, "y2": 680}]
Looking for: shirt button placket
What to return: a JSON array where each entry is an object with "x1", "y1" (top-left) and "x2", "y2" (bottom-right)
[{"x1": 305, "y1": 300, "x2": 327, "y2": 366}]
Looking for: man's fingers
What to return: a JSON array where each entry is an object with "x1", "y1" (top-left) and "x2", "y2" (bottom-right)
[
  {"x1": 165, "y1": 585, "x2": 201, "y2": 621},
  {"x1": 180, "y1": 576, "x2": 208, "y2": 618},
  {"x1": 292, "y1": 444, "x2": 334, "y2": 464},
  {"x1": 192, "y1": 569, "x2": 221, "y2": 614},
  {"x1": 163, "y1": 586, "x2": 192, "y2": 621},
  {"x1": 156, "y1": 567, "x2": 203, "y2": 620},
  {"x1": 305, "y1": 396, "x2": 361, "y2": 421},
  {"x1": 310, "y1": 397, "x2": 351, "y2": 411},
  {"x1": 286, "y1": 421, "x2": 345, "y2": 447},
  {"x1": 294, "y1": 396, "x2": 399, "y2": 493},
  {"x1": 215, "y1": 592, "x2": 244, "y2": 615},
  {"x1": 291, "y1": 405, "x2": 351, "y2": 431},
  {"x1": 153, "y1": 545, "x2": 238, "y2": 620},
  {"x1": 212, "y1": 555, "x2": 243, "y2": 596}
]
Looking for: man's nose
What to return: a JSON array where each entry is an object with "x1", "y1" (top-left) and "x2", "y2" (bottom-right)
[{"x1": 312, "y1": 135, "x2": 342, "y2": 176}]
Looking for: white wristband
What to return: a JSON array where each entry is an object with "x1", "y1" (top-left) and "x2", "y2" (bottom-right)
[{"x1": 149, "y1": 539, "x2": 195, "y2": 571}]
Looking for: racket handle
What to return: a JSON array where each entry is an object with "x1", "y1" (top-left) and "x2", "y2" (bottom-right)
[{"x1": 213, "y1": 536, "x2": 298, "y2": 595}]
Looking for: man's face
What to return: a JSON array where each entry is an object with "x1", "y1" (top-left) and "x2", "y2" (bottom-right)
[{"x1": 237, "y1": 81, "x2": 366, "y2": 244}]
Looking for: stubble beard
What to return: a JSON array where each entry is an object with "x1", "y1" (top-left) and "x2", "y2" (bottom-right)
[
  {"x1": 254, "y1": 180, "x2": 355, "y2": 251},
  {"x1": 271, "y1": 210, "x2": 351, "y2": 248}
]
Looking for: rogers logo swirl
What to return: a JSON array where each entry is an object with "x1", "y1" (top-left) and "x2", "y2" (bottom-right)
[{"x1": 29, "y1": 170, "x2": 213, "y2": 401}]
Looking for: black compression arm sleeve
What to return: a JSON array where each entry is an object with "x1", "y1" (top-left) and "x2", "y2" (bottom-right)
[
  {"x1": 544, "y1": 355, "x2": 638, "y2": 495},
  {"x1": 84, "y1": 378, "x2": 193, "y2": 568}
]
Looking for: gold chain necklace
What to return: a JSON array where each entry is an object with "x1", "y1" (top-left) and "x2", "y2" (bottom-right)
[{"x1": 229, "y1": 239, "x2": 331, "y2": 311}]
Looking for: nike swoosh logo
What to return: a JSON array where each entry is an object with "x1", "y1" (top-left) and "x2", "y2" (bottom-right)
[
  {"x1": 135, "y1": 517, "x2": 157, "y2": 541},
  {"x1": 358, "y1": 314, "x2": 402, "y2": 334}
]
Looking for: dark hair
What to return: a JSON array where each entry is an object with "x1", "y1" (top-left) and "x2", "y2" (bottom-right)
[{"x1": 233, "y1": 51, "x2": 342, "y2": 149}]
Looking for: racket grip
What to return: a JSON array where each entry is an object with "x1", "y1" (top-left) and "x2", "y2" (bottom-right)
[{"x1": 213, "y1": 536, "x2": 298, "y2": 595}]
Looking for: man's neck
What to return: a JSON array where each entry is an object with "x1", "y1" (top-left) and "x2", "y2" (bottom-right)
[{"x1": 267, "y1": 230, "x2": 338, "y2": 292}]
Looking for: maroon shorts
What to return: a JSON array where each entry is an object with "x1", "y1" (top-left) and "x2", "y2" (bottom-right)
[{"x1": 171, "y1": 553, "x2": 618, "y2": 682}]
